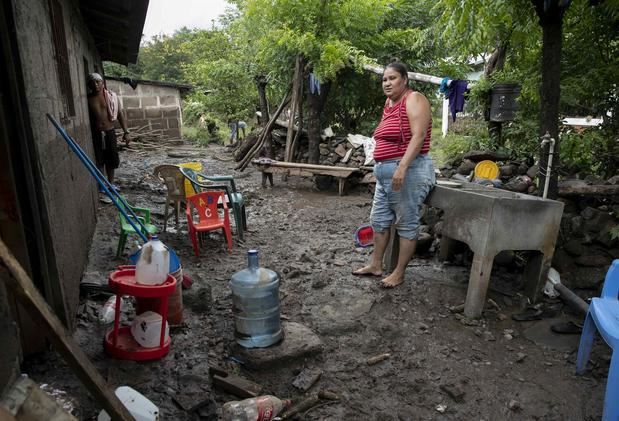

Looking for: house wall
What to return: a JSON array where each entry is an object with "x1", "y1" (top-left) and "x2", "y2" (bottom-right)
[
  {"x1": 106, "y1": 80, "x2": 183, "y2": 139},
  {"x1": 10, "y1": 0, "x2": 101, "y2": 325}
]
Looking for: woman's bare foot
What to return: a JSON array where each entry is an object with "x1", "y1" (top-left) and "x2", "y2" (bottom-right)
[
  {"x1": 352, "y1": 265, "x2": 383, "y2": 277},
  {"x1": 379, "y1": 272, "x2": 404, "y2": 288}
]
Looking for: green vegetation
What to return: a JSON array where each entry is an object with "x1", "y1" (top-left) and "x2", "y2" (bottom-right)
[{"x1": 103, "y1": 0, "x2": 617, "y2": 179}]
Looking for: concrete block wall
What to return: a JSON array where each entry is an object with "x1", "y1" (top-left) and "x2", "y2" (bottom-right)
[
  {"x1": 106, "y1": 80, "x2": 183, "y2": 139},
  {"x1": 12, "y1": 0, "x2": 101, "y2": 324}
]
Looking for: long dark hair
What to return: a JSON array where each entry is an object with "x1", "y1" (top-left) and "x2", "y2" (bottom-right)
[{"x1": 385, "y1": 61, "x2": 409, "y2": 84}]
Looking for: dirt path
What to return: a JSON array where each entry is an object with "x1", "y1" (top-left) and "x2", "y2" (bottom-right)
[{"x1": 23, "y1": 142, "x2": 608, "y2": 420}]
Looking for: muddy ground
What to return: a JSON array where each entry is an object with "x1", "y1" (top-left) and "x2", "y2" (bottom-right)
[{"x1": 22, "y1": 141, "x2": 610, "y2": 420}]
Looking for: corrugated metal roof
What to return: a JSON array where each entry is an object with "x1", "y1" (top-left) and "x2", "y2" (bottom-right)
[{"x1": 80, "y1": 0, "x2": 149, "y2": 65}]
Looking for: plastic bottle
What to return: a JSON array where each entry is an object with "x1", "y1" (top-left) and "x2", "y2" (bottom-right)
[
  {"x1": 221, "y1": 395, "x2": 291, "y2": 421},
  {"x1": 230, "y1": 250, "x2": 282, "y2": 348},
  {"x1": 99, "y1": 296, "x2": 127, "y2": 324},
  {"x1": 135, "y1": 236, "x2": 170, "y2": 285}
]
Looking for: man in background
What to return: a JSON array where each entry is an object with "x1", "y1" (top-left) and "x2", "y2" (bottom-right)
[{"x1": 87, "y1": 73, "x2": 130, "y2": 198}]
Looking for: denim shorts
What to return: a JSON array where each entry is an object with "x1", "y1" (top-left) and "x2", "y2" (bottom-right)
[{"x1": 370, "y1": 154, "x2": 436, "y2": 240}]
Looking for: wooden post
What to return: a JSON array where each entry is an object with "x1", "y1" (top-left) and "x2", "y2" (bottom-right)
[
  {"x1": 0, "y1": 238, "x2": 134, "y2": 421},
  {"x1": 285, "y1": 56, "x2": 303, "y2": 162}
]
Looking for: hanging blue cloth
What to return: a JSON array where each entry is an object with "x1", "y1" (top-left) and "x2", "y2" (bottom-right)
[
  {"x1": 309, "y1": 73, "x2": 321, "y2": 95},
  {"x1": 448, "y1": 80, "x2": 468, "y2": 122},
  {"x1": 439, "y1": 77, "x2": 450, "y2": 95}
]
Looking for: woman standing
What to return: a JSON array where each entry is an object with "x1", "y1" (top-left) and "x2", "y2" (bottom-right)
[{"x1": 353, "y1": 62, "x2": 435, "y2": 288}]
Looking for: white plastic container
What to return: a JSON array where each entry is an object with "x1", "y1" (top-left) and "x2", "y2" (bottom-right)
[
  {"x1": 97, "y1": 386, "x2": 159, "y2": 421},
  {"x1": 135, "y1": 236, "x2": 170, "y2": 285},
  {"x1": 130, "y1": 311, "x2": 169, "y2": 348}
]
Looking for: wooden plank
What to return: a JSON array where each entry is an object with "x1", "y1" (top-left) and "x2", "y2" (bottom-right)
[
  {"x1": 0, "y1": 238, "x2": 134, "y2": 421},
  {"x1": 253, "y1": 159, "x2": 359, "y2": 173},
  {"x1": 212, "y1": 374, "x2": 263, "y2": 399},
  {"x1": 256, "y1": 166, "x2": 356, "y2": 179},
  {"x1": 1, "y1": 376, "x2": 77, "y2": 420}
]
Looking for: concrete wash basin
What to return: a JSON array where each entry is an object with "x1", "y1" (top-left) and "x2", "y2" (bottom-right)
[{"x1": 386, "y1": 180, "x2": 564, "y2": 318}]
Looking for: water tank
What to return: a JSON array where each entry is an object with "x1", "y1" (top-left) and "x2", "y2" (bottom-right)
[{"x1": 230, "y1": 250, "x2": 282, "y2": 348}]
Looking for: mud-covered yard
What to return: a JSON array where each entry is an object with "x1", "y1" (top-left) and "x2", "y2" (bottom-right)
[{"x1": 23, "y1": 142, "x2": 609, "y2": 420}]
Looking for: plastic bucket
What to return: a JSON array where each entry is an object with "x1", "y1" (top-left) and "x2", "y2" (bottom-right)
[
  {"x1": 474, "y1": 160, "x2": 500, "y2": 180},
  {"x1": 354, "y1": 224, "x2": 374, "y2": 248},
  {"x1": 489, "y1": 84, "x2": 521, "y2": 122},
  {"x1": 179, "y1": 162, "x2": 202, "y2": 197}
]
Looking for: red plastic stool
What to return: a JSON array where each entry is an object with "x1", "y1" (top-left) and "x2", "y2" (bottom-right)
[{"x1": 104, "y1": 268, "x2": 176, "y2": 361}]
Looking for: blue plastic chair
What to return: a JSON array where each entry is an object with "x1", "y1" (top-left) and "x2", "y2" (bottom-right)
[{"x1": 576, "y1": 259, "x2": 619, "y2": 421}]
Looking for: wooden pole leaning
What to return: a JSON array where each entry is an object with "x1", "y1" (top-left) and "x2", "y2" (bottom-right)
[{"x1": 0, "y1": 237, "x2": 134, "y2": 421}]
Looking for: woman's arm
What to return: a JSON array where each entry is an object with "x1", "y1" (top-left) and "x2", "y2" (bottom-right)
[{"x1": 391, "y1": 91, "x2": 431, "y2": 191}]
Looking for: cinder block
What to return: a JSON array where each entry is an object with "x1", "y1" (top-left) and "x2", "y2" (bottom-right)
[
  {"x1": 123, "y1": 97, "x2": 140, "y2": 108},
  {"x1": 159, "y1": 95, "x2": 177, "y2": 106},
  {"x1": 149, "y1": 119, "x2": 165, "y2": 129},
  {"x1": 162, "y1": 107, "x2": 179, "y2": 117},
  {"x1": 125, "y1": 108, "x2": 144, "y2": 119},
  {"x1": 145, "y1": 108, "x2": 163, "y2": 118},
  {"x1": 128, "y1": 119, "x2": 150, "y2": 130},
  {"x1": 141, "y1": 96, "x2": 158, "y2": 107},
  {"x1": 164, "y1": 128, "x2": 181, "y2": 138}
]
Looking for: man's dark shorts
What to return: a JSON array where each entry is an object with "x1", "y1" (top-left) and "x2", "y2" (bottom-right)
[{"x1": 93, "y1": 129, "x2": 120, "y2": 169}]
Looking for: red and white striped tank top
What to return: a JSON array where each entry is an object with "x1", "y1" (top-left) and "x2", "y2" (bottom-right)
[{"x1": 373, "y1": 91, "x2": 431, "y2": 161}]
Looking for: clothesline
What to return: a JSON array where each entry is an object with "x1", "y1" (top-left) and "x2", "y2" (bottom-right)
[{"x1": 362, "y1": 63, "x2": 471, "y2": 137}]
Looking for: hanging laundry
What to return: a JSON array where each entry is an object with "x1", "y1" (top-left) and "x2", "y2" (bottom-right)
[
  {"x1": 309, "y1": 73, "x2": 321, "y2": 95},
  {"x1": 439, "y1": 77, "x2": 450, "y2": 95},
  {"x1": 448, "y1": 80, "x2": 468, "y2": 122}
]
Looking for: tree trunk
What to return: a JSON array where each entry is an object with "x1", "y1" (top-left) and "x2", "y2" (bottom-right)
[
  {"x1": 306, "y1": 80, "x2": 330, "y2": 164},
  {"x1": 285, "y1": 56, "x2": 304, "y2": 162},
  {"x1": 485, "y1": 44, "x2": 507, "y2": 149},
  {"x1": 537, "y1": 19, "x2": 563, "y2": 199},
  {"x1": 254, "y1": 75, "x2": 269, "y2": 126},
  {"x1": 532, "y1": 0, "x2": 570, "y2": 199}
]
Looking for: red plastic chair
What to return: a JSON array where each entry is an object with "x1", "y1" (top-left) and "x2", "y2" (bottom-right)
[{"x1": 185, "y1": 191, "x2": 232, "y2": 256}]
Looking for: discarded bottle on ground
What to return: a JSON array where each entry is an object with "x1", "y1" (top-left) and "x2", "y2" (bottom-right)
[
  {"x1": 222, "y1": 395, "x2": 291, "y2": 421},
  {"x1": 135, "y1": 236, "x2": 170, "y2": 285},
  {"x1": 230, "y1": 250, "x2": 282, "y2": 348}
]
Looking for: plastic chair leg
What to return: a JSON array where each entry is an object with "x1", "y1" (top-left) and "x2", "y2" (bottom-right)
[
  {"x1": 116, "y1": 232, "x2": 127, "y2": 258},
  {"x1": 163, "y1": 199, "x2": 169, "y2": 232},
  {"x1": 241, "y1": 205, "x2": 247, "y2": 230},
  {"x1": 603, "y1": 352, "x2": 619, "y2": 421},
  {"x1": 233, "y1": 205, "x2": 244, "y2": 240},
  {"x1": 576, "y1": 311, "x2": 597, "y2": 375},
  {"x1": 189, "y1": 230, "x2": 200, "y2": 257},
  {"x1": 224, "y1": 226, "x2": 233, "y2": 253}
]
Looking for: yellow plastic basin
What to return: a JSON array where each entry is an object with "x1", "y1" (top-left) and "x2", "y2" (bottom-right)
[{"x1": 474, "y1": 160, "x2": 500, "y2": 180}]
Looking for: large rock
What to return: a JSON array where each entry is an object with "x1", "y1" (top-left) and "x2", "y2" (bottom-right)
[
  {"x1": 231, "y1": 322, "x2": 323, "y2": 369},
  {"x1": 462, "y1": 150, "x2": 509, "y2": 162},
  {"x1": 582, "y1": 208, "x2": 615, "y2": 233},
  {"x1": 564, "y1": 239, "x2": 585, "y2": 256},
  {"x1": 564, "y1": 266, "x2": 608, "y2": 289},
  {"x1": 575, "y1": 254, "x2": 612, "y2": 267},
  {"x1": 457, "y1": 159, "x2": 476, "y2": 175}
]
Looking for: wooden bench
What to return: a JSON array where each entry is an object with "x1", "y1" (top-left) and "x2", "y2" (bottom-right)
[{"x1": 251, "y1": 158, "x2": 361, "y2": 196}]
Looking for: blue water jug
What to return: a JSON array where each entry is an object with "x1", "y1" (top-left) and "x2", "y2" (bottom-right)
[{"x1": 230, "y1": 250, "x2": 282, "y2": 348}]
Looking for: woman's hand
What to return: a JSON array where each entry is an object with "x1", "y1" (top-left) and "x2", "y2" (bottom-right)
[{"x1": 392, "y1": 165, "x2": 407, "y2": 191}]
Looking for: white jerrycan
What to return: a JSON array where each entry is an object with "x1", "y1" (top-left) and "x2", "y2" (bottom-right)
[{"x1": 135, "y1": 236, "x2": 170, "y2": 285}]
